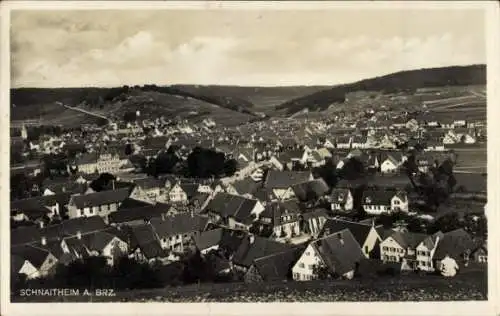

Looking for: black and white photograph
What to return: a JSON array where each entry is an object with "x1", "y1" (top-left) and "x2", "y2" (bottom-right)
[{"x1": 1, "y1": 1, "x2": 498, "y2": 315}]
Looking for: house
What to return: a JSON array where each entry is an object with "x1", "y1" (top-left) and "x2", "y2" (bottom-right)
[
  {"x1": 301, "y1": 208, "x2": 329, "y2": 237},
  {"x1": 168, "y1": 182, "x2": 199, "y2": 204},
  {"x1": 361, "y1": 189, "x2": 409, "y2": 215},
  {"x1": 256, "y1": 201, "x2": 301, "y2": 239},
  {"x1": 203, "y1": 193, "x2": 265, "y2": 230},
  {"x1": 276, "y1": 149, "x2": 309, "y2": 170},
  {"x1": 244, "y1": 247, "x2": 304, "y2": 283},
  {"x1": 130, "y1": 177, "x2": 166, "y2": 203},
  {"x1": 292, "y1": 229, "x2": 365, "y2": 281},
  {"x1": 11, "y1": 245, "x2": 58, "y2": 279},
  {"x1": 11, "y1": 195, "x2": 63, "y2": 222},
  {"x1": 379, "y1": 231, "x2": 428, "y2": 270},
  {"x1": 232, "y1": 234, "x2": 295, "y2": 273},
  {"x1": 227, "y1": 177, "x2": 261, "y2": 198},
  {"x1": 380, "y1": 154, "x2": 402, "y2": 174},
  {"x1": 61, "y1": 230, "x2": 129, "y2": 266},
  {"x1": 329, "y1": 188, "x2": 354, "y2": 213},
  {"x1": 108, "y1": 204, "x2": 173, "y2": 227},
  {"x1": 471, "y1": 241, "x2": 487, "y2": 264},
  {"x1": 319, "y1": 218, "x2": 383, "y2": 259},
  {"x1": 150, "y1": 213, "x2": 209, "y2": 254},
  {"x1": 129, "y1": 223, "x2": 170, "y2": 264},
  {"x1": 415, "y1": 231, "x2": 444, "y2": 272},
  {"x1": 192, "y1": 228, "x2": 225, "y2": 255},
  {"x1": 433, "y1": 228, "x2": 475, "y2": 271},
  {"x1": 67, "y1": 188, "x2": 131, "y2": 221},
  {"x1": 263, "y1": 170, "x2": 314, "y2": 201},
  {"x1": 291, "y1": 179, "x2": 330, "y2": 204}
]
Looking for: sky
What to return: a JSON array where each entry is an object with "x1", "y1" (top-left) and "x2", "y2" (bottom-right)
[{"x1": 10, "y1": 8, "x2": 486, "y2": 88}]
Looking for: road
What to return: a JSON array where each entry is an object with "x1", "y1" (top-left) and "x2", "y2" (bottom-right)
[{"x1": 56, "y1": 102, "x2": 111, "y2": 122}]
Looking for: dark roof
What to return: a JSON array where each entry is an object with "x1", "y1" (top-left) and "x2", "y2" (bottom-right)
[
  {"x1": 70, "y1": 188, "x2": 130, "y2": 209},
  {"x1": 133, "y1": 177, "x2": 165, "y2": 190},
  {"x1": 330, "y1": 188, "x2": 352, "y2": 204},
  {"x1": 11, "y1": 245, "x2": 53, "y2": 269},
  {"x1": 193, "y1": 228, "x2": 224, "y2": 250},
  {"x1": 312, "y1": 229, "x2": 365, "y2": 276},
  {"x1": 109, "y1": 204, "x2": 172, "y2": 224},
  {"x1": 319, "y1": 219, "x2": 375, "y2": 246},
  {"x1": 260, "y1": 201, "x2": 301, "y2": 226},
  {"x1": 291, "y1": 179, "x2": 330, "y2": 202},
  {"x1": 433, "y1": 228, "x2": 474, "y2": 260},
  {"x1": 204, "y1": 193, "x2": 260, "y2": 224},
  {"x1": 233, "y1": 235, "x2": 294, "y2": 268},
  {"x1": 388, "y1": 231, "x2": 428, "y2": 249},
  {"x1": 231, "y1": 178, "x2": 261, "y2": 195},
  {"x1": 362, "y1": 188, "x2": 402, "y2": 205},
  {"x1": 252, "y1": 246, "x2": 304, "y2": 281},
  {"x1": 130, "y1": 224, "x2": 168, "y2": 259},
  {"x1": 264, "y1": 171, "x2": 312, "y2": 189},
  {"x1": 11, "y1": 216, "x2": 107, "y2": 246},
  {"x1": 11, "y1": 195, "x2": 59, "y2": 212},
  {"x1": 118, "y1": 198, "x2": 152, "y2": 210},
  {"x1": 178, "y1": 183, "x2": 200, "y2": 198},
  {"x1": 150, "y1": 213, "x2": 208, "y2": 237}
]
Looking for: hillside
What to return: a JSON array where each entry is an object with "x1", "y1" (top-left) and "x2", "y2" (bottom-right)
[
  {"x1": 10, "y1": 85, "x2": 258, "y2": 126},
  {"x1": 172, "y1": 85, "x2": 330, "y2": 112},
  {"x1": 275, "y1": 64, "x2": 486, "y2": 115},
  {"x1": 10, "y1": 87, "x2": 256, "y2": 126}
]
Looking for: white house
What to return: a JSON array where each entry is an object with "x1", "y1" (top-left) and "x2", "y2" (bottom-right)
[
  {"x1": 415, "y1": 232, "x2": 443, "y2": 272},
  {"x1": 168, "y1": 183, "x2": 188, "y2": 203},
  {"x1": 362, "y1": 190, "x2": 409, "y2": 215},
  {"x1": 330, "y1": 188, "x2": 354, "y2": 212},
  {"x1": 380, "y1": 156, "x2": 400, "y2": 173},
  {"x1": 292, "y1": 229, "x2": 365, "y2": 281}
]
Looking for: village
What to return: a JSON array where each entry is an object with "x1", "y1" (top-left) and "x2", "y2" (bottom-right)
[{"x1": 9, "y1": 101, "x2": 488, "y2": 297}]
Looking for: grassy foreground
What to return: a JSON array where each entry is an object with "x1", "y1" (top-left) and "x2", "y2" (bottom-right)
[{"x1": 12, "y1": 270, "x2": 487, "y2": 302}]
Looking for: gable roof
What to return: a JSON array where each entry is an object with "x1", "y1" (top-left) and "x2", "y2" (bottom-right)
[
  {"x1": 259, "y1": 201, "x2": 301, "y2": 226},
  {"x1": 70, "y1": 188, "x2": 130, "y2": 209},
  {"x1": 231, "y1": 178, "x2": 261, "y2": 195},
  {"x1": 11, "y1": 244, "x2": 53, "y2": 269},
  {"x1": 193, "y1": 228, "x2": 224, "y2": 251},
  {"x1": 150, "y1": 213, "x2": 209, "y2": 237},
  {"x1": 362, "y1": 188, "x2": 400, "y2": 205},
  {"x1": 132, "y1": 177, "x2": 165, "y2": 190},
  {"x1": 319, "y1": 218, "x2": 376, "y2": 246},
  {"x1": 312, "y1": 229, "x2": 365, "y2": 276},
  {"x1": 291, "y1": 179, "x2": 330, "y2": 202},
  {"x1": 204, "y1": 193, "x2": 260, "y2": 224},
  {"x1": 109, "y1": 204, "x2": 172, "y2": 224},
  {"x1": 433, "y1": 228, "x2": 474, "y2": 260},
  {"x1": 387, "y1": 231, "x2": 428, "y2": 249},
  {"x1": 233, "y1": 235, "x2": 294, "y2": 268},
  {"x1": 130, "y1": 224, "x2": 168, "y2": 259},
  {"x1": 263, "y1": 171, "x2": 312, "y2": 189},
  {"x1": 252, "y1": 246, "x2": 304, "y2": 281}
]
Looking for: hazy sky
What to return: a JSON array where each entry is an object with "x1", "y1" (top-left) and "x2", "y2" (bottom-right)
[{"x1": 11, "y1": 8, "x2": 486, "y2": 88}]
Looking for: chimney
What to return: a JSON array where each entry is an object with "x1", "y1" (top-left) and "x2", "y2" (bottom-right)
[
  {"x1": 38, "y1": 221, "x2": 44, "y2": 229},
  {"x1": 76, "y1": 231, "x2": 82, "y2": 240},
  {"x1": 41, "y1": 236, "x2": 47, "y2": 246},
  {"x1": 324, "y1": 227, "x2": 331, "y2": 236},
  {"x1": 249, "y1": 234, "x2": 255, "y2": 244}
]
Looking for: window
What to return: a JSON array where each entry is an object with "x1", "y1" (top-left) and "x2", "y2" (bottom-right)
[
  {"x1": 309, "y1": 265, "x2": 314, "y2": 270},
  {"x1": 365, "y1": 246, "x2": 369, "y2": 254},
  {"x1": 299, "y1": 263, "x2": 305, "y2": 268},
  {"x1": 383, "y1": 246, "x2": 388, "y2": 251},
  {"x1": 306, "y1": 252, "x2": 310, "y2": 256},
  {"x1": 394, "y1": 200, "x2": 400, "y2": 205}
]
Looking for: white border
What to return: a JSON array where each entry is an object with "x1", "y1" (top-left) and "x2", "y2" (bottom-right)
[{"x1": 1, "y1": 1, "x2": 498, "y2": 316}]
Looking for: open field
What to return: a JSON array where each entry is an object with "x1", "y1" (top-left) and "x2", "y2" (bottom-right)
[
  {"x1": 453, "y1": 145, "x2": 487, "y2": 174},
  {"x1": 12, "y1": 269, "x2": 486, "y2": 302}
]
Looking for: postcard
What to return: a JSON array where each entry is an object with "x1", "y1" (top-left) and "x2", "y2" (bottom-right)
[{"x1": 1, "y1": 1, "x2": 498, "y2": 316}]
